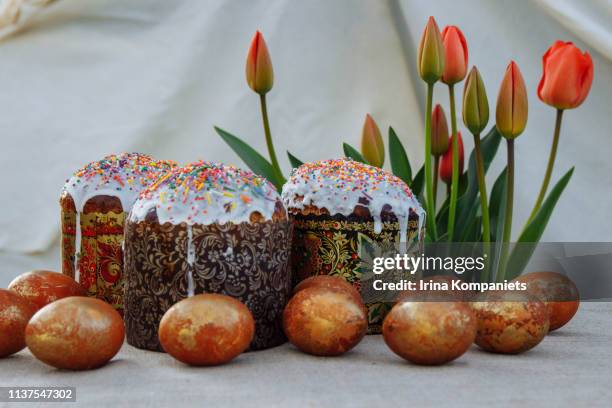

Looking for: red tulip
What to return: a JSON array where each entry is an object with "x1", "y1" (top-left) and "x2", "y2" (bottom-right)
[
  {"x1": 431, "y1": 104, "x2": 450, "y2": 156},
  {"x1": 439, "y1": 132, "x2": 464, "y2": 184},
  {"x1": 496, "y1": 61, "x2": 528, "y2": 139},
  {"x1": 537, "y1": 41, "x2": 594, "y2": 110},
  {"x1": 246, "y1": 31, "x2": 274, "y2": 95},
  {"x1": 441, "y1": 26, "x2": 468, "y2": 85}
]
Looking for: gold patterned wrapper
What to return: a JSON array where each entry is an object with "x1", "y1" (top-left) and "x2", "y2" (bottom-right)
[
  {"x1": 60, "y1": 193, "x2": 126, "y2": 314},
  {"x1": 290, "y1": 210, "x2": 424, "y2": 333},
  {"x1": 123, "y1": 219, "x2": 293, "y2": 352}
]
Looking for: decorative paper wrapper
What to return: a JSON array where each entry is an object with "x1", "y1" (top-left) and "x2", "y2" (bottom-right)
[
  {"x1": 123, "y1": 219, "x2": 293, "y2": 351},
  {"x1": 290, "y1": 210, "x2": 423, "y2": 333},
  {"x1": 60, "y1": 194, "x2": 125, "y2": 314}
]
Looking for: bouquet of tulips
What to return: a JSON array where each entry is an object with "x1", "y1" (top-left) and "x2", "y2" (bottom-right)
[{"x1": 215, "y1": 19, "x2": 593, "y2": 282}]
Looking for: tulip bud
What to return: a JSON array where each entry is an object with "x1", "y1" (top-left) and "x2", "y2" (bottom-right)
[
  {"x1": 246, "y1": 31, "x2": 274, "y2": 95},
  {"x1": 439, "y1": 132, "x2": 464, "y2": 184},
  {"x1": 441, "y1": 26, "x2": 468, "y2": 85},
  {"x1": 431, "y1": 104, "x2": 450, "y2": 156},
  {"x1": 417, "y1": 17, "x2": 445, "y2": 84},
  {"x1": 537, "y1": 41, "x2": 594, "y2": 110},
  {"x1": 361, "y1": 114, "x2": 385, "y2": 167},
  {"x1": 462, "y1": 66, "x2": 489, "y2": 134},
  {"x1": 496, "y1": 61, "x2": 528, "y2": 139}
]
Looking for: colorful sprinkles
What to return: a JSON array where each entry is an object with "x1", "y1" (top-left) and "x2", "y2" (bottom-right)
[
  {"x1": 62, "y1": 152, "x2": 177, "y2": 212},
  {"x1": 281, "y1": 158, "x2": 425, "y2": 241},
  {"x1": 130, "y1": 161, "x2": 282, "y2": 225}
]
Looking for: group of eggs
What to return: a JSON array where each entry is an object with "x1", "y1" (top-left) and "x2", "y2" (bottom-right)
[{"x1": 0, "y1": 270, "x2": 579, "y2": 369}]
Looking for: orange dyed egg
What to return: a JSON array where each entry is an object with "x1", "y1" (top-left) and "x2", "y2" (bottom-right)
[
  {"x1": 514, "y1": 271, "x2": 579, "y2": 331},
  {"x1": 293, "y1": 275, "x2": 363, "y2": 306},
  {"x1": 283, "y1": 287, "x2": 367, "y2": 356},
  {"x1": 472, "y1": 291, "x2": 549, "y2": 354},
  {"x1": 159, "y1": 294, "x2": 255, "y2": 366},
  {"x1": 9, "y1": 270, "x2": 86, "y2": 310},
  {"x1": 382, "y1": 300, "x2": 476, "y2": 365},
  {"x1": 25, "y1": 297, "x2": 124, "y2": 370},
  {"x1": 0, "y1": 289, "x2": 36, "y2": 358}
]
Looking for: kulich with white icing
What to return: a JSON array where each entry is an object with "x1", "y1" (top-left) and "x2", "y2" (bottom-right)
[
  {"x1": 62, "y1": 152, "x2": 178, "y2": 213},
  {"x1": 129, "y1": 161, "x2": 286, "y2": 225},
  {"x1": 281, "y1": 158, "x2": 425, "y2": 242}
]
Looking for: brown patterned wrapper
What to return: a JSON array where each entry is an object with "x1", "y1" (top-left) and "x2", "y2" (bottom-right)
[
  {"x1": 123, "y1": 218, "x2": 293, "y2": 351},
  {"x1": 289, "y1": 207, "x2": 423, "y2": 334},
  {"x1": 60, "y1": 193, "x2": 126, "y2": 314}
]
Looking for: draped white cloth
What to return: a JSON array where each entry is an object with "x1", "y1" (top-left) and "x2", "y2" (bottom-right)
[{"x1": 0, "y1": 0, "x2": 610, "y2": 284}]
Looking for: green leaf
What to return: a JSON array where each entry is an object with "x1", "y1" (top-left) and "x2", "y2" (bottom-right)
[
  {"x1": 343, "y1": 143, "x2": 369, "y2": 164},
  {"x1": 215, "y1": 126, "x2": 284, "y2": 189},
  {"x1": 453, "y1": 127, "x2": 502, "y2": 241},
  {"x1": 505, "y1": 167, "x2": 574, "y2": 279},
  {"x1": 287, "y1": 151, "x2": 304, "y2": 169},
  {"x1": 388, "y1": 127, "x2": 412, "y2": 184},
  {"x1": 489, "y1": 167, "x2": 507, "y2": 242},
  {"x1": 411, "y1": 166, "x2": 425, "y2": 197}
]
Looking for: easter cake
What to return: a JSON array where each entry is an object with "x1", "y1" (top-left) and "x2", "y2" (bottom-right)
[
  {"x1": 60, "y1": 153, "x2": 177, "y2": 313},
  {"x1": 281, "y1": 158, "x2": 425, "y2": 332},
  {"x1": 123, "y1": 161, "x2": 292, "y2": 351}
]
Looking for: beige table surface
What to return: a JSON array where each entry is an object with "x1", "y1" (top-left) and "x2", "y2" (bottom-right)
[{"x1": 0, "y1": 302, "x2": 610, "y2": 408}]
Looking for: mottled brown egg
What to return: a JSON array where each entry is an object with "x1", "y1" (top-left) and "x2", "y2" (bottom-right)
[
  {"x1": 159, "y1": 294, "x2": 255, "y2": 366},
  {"x1": 382, "y1": 300, "x2": 476, "y2": 365},
  {"x1": 293, "y1": 275, "x2": 363, "y2": 306},
  {"x1": 9, "y1": 270, "x2": 86, "y2": 310},
  {"x1": 0, "y1": 289, "x2": 36, "y2": 358},
  {"x1": 472, "y1": 291, "x2": 549, "y2": 354},
  {"x1": 283, "y1": 286, "x2": 367, "y2": 356},
  {"x1": 513, "y1": 271, "x2": 579, "y2": 331},
  {"x1": 26, "y1": 297, "x2": 124, "y2": 370}
]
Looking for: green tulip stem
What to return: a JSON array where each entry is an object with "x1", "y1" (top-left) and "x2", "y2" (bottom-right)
[
  {"x1": 473, "y1": 133, "x2": 490, "y2": 282},
  {"x1": 525, "y1": 108, "x2": 564, "y2": 225},
  {"x1": 433, "y1": 155, "x2": 440, "y2": 207},
  {"x1": 498, "y1": 138, "x2": 515, "y2": 282},
  {"x1": 259, "y1": 94, "x2": 285, "y2": 186},
  {"x1": 424, "y1": 83, "x2": 438, "y2": 240},
  {"x1": 447, "y1": 84, "x2": 459, "y2": 242}
]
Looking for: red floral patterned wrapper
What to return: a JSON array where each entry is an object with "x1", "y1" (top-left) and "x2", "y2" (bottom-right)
[
  {"x1": 60, "y1": 193, "x2": 126, "y2": 315},
  {"x1": 290, "y1": 210, "x2": 423, "y2": 333}
]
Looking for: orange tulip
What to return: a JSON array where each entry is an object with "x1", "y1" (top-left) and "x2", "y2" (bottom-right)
[
  {"x1": 246, "y1": 31, "x2": 274, "y2": 95},
  {"x1": 431, "y1": 104, "x2": 450, "y2": 156},
  {"x1": 439, "y1": 132, "x2": 464, "y2": 184},
  {"x1": 417, "y1": 17, "x2": 445, "y2": 84},
  {"x1": 537, "y1": 41, "x2": 593, "y2": 110},
  {"x1": 496, "y1": 61, "x2": 528, "y2": 139},
  {"x1": 360, "y1": 114, "x2": 385, "y2": 167},
  {"x1": 441, "y1": 26, "x2": 468, "y2": 85}
]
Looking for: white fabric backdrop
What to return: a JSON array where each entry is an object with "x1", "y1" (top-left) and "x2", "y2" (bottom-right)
[{"x1": 0, "y1": 0, "x2": 610, "y2": 284}]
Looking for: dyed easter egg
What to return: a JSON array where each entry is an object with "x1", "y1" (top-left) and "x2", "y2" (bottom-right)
[
  {"x1": 293, "y1": 275, "x2": 363, "y2": 306},
  {"x1": 382, "y1": 300, "x2": 477, "y2": 365},
  {"x1": 514, "y1": 271, "x2": 579, "y2": 331},
  {"x1": 472, "y1": 291, "x2": 549, "y2": 354},
  {"x1": 26, "y1": 297, "x2": 124, "y2": 370},
  {"x1": 9, "y1": 270, "x2": 86, "y2": 310},
  {"x1": 159, "y1": 294, "x2": 255, "y2": 366},
  {"x1": 0, "y1": 289, "x2": 36, "y2": 358},
  {"x1": 283, "y1": 286, "x2": 367, "y2": 356}
]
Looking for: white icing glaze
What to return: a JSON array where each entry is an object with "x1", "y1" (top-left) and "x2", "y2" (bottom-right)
[
  {"x1": 62, "y1": 153, "x2": 177, "y2": 213},
  {"x1": 129, "y1": 161, "x2": 284, "y2": 226},
  {"x1": 281, "y1": 158, "x2": 425, "y2": 243}
]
